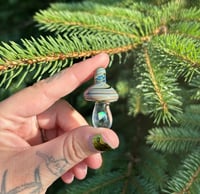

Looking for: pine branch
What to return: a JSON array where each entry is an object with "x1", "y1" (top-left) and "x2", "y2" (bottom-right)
[
  {"x1": 189, "y1": 75, "x2": 200, "y2": 100},
  {"x1": 35, "y1": 1, "x2": 176, "y2": 39},
  {"x1": 128, "y1": 88, "x2": 148, "y2": 116},
  {"x1": 177, "y1": 105, "x2": 200, "y2": 129},
  {"x1": 137, "y1": 147, "x2": 168, "y2": 188},
  {"x1": 84, "y1": 0, "x2": 119, "y2": 6},
  {"x1": 176, "y1": 7, "x2": 200, "y2": 22},
  {"x1": 130, "y1": 175, "x2": 159, "y2": 194},
  {"x1": 130, "y1": 47, "x2": 182, "y2": 124},
  {"x1": 66, "y1": 170, "x2": 127, "y2": 194},
  {"x1": 34, "y1": 8, "x2": 140, "y2": 39},
  {"x1": 151, "y1": 34, "x2": 200, "y2": 81},
  {"x1": 0, "y1": 34, "x2": 135, "y2": 88},
  {"x1": 49, "y1": 1, "x2": 144, "y2": 24},
  {"x1": 116, "y1": 0, "x2": 184, "y2": 13},
  {"x1": 48, "y1": 1, "x2": 179, "y2": 38},
  {"x1": 169, "y1": 21, "x2": 200, "y2": 39},
  {"x1": 164, "y1": 149, "x2": 200, "y2": 194},
  {"x1": 147, "y1": 127, "x2": 200, "y2": 153}
]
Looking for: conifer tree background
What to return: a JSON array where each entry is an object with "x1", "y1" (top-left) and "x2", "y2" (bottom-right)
[{"x1": 0, "y1": 0, "x2": 200, "y2": 193}]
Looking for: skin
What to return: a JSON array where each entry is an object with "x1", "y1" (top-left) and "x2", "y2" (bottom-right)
[{"x1": 0, "y1": 53, "x2": 119, "y2": 194}]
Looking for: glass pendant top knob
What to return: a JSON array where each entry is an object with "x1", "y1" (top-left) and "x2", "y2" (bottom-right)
[{"x1": 84, "y1": 68, "x2": 119, "y2": 102}]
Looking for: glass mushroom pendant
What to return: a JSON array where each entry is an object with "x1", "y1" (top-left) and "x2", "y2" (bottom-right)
[{"x1": 84, "y1": 68, "x2": 119, "y2": 128}]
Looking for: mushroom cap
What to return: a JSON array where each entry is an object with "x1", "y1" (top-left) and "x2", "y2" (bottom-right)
[{"x1": 84, "y1": 83, "x2": 119, "y2": 102}]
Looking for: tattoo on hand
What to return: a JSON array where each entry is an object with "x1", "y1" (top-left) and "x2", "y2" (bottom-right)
[
  {"x1": 0, "y1": 167, "x2": 42, "y2": 194},
  {"x1": 36, "y1": 151, "x2": 68, "y2": 177}
]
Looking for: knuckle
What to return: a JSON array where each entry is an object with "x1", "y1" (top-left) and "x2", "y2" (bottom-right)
[
  {"x1": 32, "y1": 80, "x2": 55, "y2": 103},
  {"x1": 64, "y1": 134, "x2": 86, "y2": 165}
]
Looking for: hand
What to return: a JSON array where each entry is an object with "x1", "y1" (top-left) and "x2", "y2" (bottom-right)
[{"x1": 0, "y1": 53, "x2": 119, "y2": 194}]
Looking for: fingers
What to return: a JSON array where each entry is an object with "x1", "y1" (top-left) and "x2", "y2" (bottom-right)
[
  {"x1": 0, "y1": 53, "x2": 109, "y2": 118},
  {"x1": 72, "y1": 162, "x2": 88, "y2": 180},
  {"x1": 61, "y1": 154, "x2": 102, "y2": 184},
  {"x1": 85, "y1": 153, "x2": 102, "y2": 169},
  {"x1": 37, "y1": 100, "x2": 87, "y2": 132},
  {"x1": 61, "y1": 170, "x2": 75, "y2": 184},
  {"x1": 29, "y1": 100, "x2": 88, "y2": 145},
  {"x1": 9, "y1": 126, "x2": 119, "y2": 189}
]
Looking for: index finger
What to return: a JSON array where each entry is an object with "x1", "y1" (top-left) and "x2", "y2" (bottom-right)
[{"x1": 1, "y1": 53, "x2": 110, "y2": 117}]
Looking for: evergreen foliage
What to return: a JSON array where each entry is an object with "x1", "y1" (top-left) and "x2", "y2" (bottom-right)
[
  {"x1": 165, "y1": 150, "x2": 200, "y2": 194},
  {"x1": 0, "y1": 0, "x2": 200, "y2": 193}
]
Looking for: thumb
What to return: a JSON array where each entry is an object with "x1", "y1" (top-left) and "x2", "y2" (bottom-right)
[{"x1": 19, "y1": 126, "x2": 119, "y2": 190}]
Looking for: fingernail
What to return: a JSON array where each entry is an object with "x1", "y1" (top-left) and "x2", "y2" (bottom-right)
[{"x1": 92, "y1": 134, "x2": 113, "y2": 152}]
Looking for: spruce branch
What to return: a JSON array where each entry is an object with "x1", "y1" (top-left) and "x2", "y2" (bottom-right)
[
  {"x1": 66, "y1": 170, "x2": 127, "y2": 194},
  {"x1": 130, "y1": 47, "x2": 182, "y2": 124},
  {"x1": 0, "y1": 34, "x2": 135, "y2": 88},
  {"x1": 151, "y1": 34, "x2": 200, "y2": 81},
  {"x1": 128, "y1": 88, "x2": 147, "y2": 116},
  {"x1": 164, "y1": 149, "x2": 200, "y2": 194},
  {"x1": 35, "y1": 1, "x2": 174, "y2": 40},
  {"x1": 168, "y1": 6, "x2": 200, "y2": 41},
  {"x1": 49, "y1": 1, "x2": 144, "y2": 23},
  {"x1": 176, "y1": 7, "x2": 200, "y2": 22},
  {"x1": 34, "y1": 9, "x2": 140, "y2": 39},
  {"x1": 130, "y1": 175, "x2": 159, "y2": 194},
  {"x1": 137, "y1": 147, "x2": 168, "y2": 188},
  {"x1": 177, "y1": 105, "x2": 200, "y2": 129},
  {"x1": 189, "y1": 76, "x2": 200, "y2": 100},
  {"x1": 147, "y1": 127, "x2": 200, "y2": 153},
  {"x1": 47, "y1": 1, "x2": 179, "y2": 39},
  {"x1": 144, "y1": 48, "x2": 168, "y2": 113},
  {"x1": 169, "y1": 21, "x2": 200, "y2": 39}
]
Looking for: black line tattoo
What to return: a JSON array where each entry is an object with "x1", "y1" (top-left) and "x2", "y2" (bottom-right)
[
  {"x1": 36, "y1": 151, "x2": 68, "y2": 177},
  {"x1": 0, "y1": 167, "x2": 42, "y2": 194}
]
